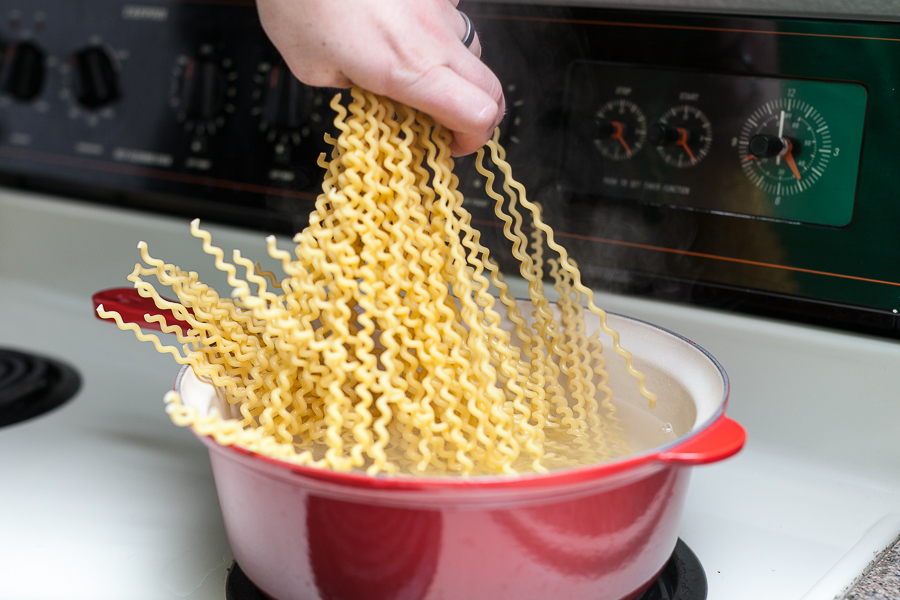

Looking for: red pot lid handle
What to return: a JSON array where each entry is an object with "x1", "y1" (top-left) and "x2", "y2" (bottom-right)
[
  {"x1": 92, "y1": 287, "x2": 191, "y2": 335},
  {"x1": 658, "y1": 416, "x2": 746, "y2": 466}
]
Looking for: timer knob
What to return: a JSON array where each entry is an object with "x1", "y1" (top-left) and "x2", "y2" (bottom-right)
[
  {"x1": 748, "y1": 134, "x2": 789, "y2": 158},
  {"x1": 1, "y1": 40, "x2": 46, "y2": 101},
  {"x1": 71, "y1": 46, "x2": 120, "y2": 108},
  {"x1": 180, "y1": 56, "x2": 226, "y2": 121},
  {"x1": 593, "y1": 118, "x2": 617, "y2": 138},
  {"x1": 648, "y1": 123, "x2": 683, "y2": 146},
  {"x1": 261, "y1": 63, "x2": 310, "y2": 130}
]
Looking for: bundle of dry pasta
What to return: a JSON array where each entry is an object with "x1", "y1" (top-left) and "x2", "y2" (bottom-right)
[{"x1": 98, "y1": 87, "x2": 656, "y2": 476}]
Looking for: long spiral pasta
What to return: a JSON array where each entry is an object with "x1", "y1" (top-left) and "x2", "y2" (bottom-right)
[{"x1": 100, "y1": 87, "x2": 656, "y2": 476}]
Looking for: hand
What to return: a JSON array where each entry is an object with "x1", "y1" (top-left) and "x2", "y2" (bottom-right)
[{"x1": 256, "y1": 0, "x2": 506, "y2": 156}]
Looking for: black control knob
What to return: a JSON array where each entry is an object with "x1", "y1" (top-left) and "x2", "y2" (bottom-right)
[
  {"x1": 261, "y1": 63, "x2": 310, "y2": 131},
  {"x1": 180, "y1": 56, "x2": 226, "y2": 121},
  {"x1": 71, "y1": 46, "x2": 120, "y2": 109},
  {"x1": 1, "y1": 41, "x2": 46, "y2": 101},
  {"x1": 748, "y1": 134, "x2": 789, "y2": 158},
  {"x1": 648, "y1": 123, "x2": 684, "y2": 146}
]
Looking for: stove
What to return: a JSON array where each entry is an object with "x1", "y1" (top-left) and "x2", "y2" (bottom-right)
[
  {"x1": 2, "y1": 186, "x2": 898, "y2": 600},
  {"x1": 1, "y1": 1, "x2": 900, "y2": 599},
  {"x1": 635, "y1": 540, "x2": 707, "y2": 600}
]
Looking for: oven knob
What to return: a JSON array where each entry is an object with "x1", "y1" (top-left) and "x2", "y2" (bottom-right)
[
  {"x1": 647, "y1": 123, "x2": 681, "y2": 145},
  {"x1": 181, "y1": 56, "x2": 226, "y2": 121},
  {"x1": 0, "y1": 40, "x2": 46, "y2": 101},
  {"x1": 172, "y1": 51, "x2": 237, "y2": 138},
  {"x1": 253, "y1": 59, "x2": 328, "y2": 163},
  {"x1": 70, "y1": 46, "x2": 120, "y2": 109},
  {"x1": 260, "y1": 62, "x2": 310, "y2": 131}
]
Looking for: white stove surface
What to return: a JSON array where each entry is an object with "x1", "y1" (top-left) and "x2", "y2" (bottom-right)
[{"x1": 1, "y1": 188, "x2": 898, "y2": 600}]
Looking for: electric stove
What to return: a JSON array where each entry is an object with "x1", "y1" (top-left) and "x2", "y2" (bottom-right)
[{"x1": 1, "y1": 2, "x2": 899, "y2": 599}]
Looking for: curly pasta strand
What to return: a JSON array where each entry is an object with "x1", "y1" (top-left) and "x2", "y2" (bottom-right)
[{"x1": 101, "y1": 87, "x2": 660, "y2": 475}]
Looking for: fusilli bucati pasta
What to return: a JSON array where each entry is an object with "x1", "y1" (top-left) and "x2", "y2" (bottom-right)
[{"x1": 97, "y1": 87, "x2": 657, "y2": 476}]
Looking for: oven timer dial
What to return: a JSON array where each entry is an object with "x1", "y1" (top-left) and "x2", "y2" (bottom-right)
[
  {"x1": 738, "y1": 98, "x2": 832, "y2": 196},
  {"x1": 592, "y1": 99, "x2": 647, "y2": 161},
  {"x1": 648, "y1": 105, "x2": 712, "y2": 168},
  {"x1": 251, "y1": 60, "x2": 327, "y2": 163},
  {"x1": 170, "y1": 48, "x2": 237, "y2": 147}
]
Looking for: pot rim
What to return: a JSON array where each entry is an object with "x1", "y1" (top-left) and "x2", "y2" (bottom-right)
[{"x1": 175, "y1": 312, "x2": 743, "y2": 493}]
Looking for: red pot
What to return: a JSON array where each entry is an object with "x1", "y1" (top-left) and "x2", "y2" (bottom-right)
[{"x1": 175, "y1": 311, "x2": 744, "y2": 600}]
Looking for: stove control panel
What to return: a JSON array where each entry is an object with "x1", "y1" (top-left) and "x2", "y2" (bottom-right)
[
  {"x1": 0, "y1": 0, "x2": 898, "y2": 336},
  {"x1": 559, "y1": 64, "x2": 867, "y2": 227},
  {"x1": 0, "y1": 1, "x2": 334, "y2": 231}
]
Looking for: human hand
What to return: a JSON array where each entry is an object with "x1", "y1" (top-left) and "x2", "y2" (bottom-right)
[{"x1": 256, "y1": 0, "x2": 505, "y2": 155}]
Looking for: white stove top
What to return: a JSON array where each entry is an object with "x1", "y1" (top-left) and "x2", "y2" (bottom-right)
[{"x1": 1, "y1": 188, "x2": 898, "y2": 600}]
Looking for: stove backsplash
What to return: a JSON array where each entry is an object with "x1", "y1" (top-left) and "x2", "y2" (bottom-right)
[{"x1": 1, "y1": 0, "x2": 899, "y2": 337}]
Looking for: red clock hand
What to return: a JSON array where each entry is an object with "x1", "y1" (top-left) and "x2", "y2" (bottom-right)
[
  {"x1": 783, "y1": 139, "x2": 801, "y2": 180},
  {"x1": 676, "y1": 128, "x2": 696, "y2": 164},
  {"x1": 609, "y1": 121, "x2": 632, "y2": 156}
]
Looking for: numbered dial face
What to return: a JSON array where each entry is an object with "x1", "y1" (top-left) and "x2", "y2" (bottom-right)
[
  {"x1": 170, "y1": 48, "x2": 238, "y2": 139},
  {"x1": 592, "y1": 99, "x2": 647, "y2": 161},
  {"x1": 738, "y1": 98, "x2": 832, "y2": 195},
  {"x1": 650, "y1": 105, "x2": 712, "y2": 168},
  {"x1": 251, "y1": 61, "x2": 328, "y2": 161}
]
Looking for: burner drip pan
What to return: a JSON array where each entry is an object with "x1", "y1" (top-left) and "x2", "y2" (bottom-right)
[
  {"x1": 225, "y1": 538, "x2": 707, "y2": 600},
  {"x1": 0, "y1": 349, "x2": 80, "y2": 427},
  {"x1": 637, "y1": 539, "x2": 708, "y2": 600}
]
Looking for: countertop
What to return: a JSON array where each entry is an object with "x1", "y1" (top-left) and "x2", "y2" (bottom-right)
[{"x1": 844, "y1": 539, "x2": 900, "y2": 600}]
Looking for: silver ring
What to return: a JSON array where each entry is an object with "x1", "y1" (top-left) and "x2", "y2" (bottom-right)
[{"x1": 460, "y1": 11, "x2": 475, "y2": 48}]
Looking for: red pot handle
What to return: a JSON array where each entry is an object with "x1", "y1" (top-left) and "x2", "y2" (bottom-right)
[
  {"x1": 93, "y1": 287, "x2": 191, "y2": 335},
  {"x1": 657, "y1": 416, "x2": 746, "y2": 466}
]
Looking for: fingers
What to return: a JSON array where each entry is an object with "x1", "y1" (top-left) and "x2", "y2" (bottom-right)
[
  {"x1": 292, "y1": 64, "x2": 353, "y2": 89},
  {"x1": 411, "y1": 7, "x2": 500, "y2": 153},
  {"x1": 466, "y1": 32, "x2": 482, "y2": 60},
  {"x1": 258, "y1": 0, "x2": 503, "y2": 155},
  {"x1": 394, "y1": 62, "x2": 504, "y2": 156},
  {"x1": 450, "y1": 92, "x2": 505, "y2": 156},
  {"x1": 342, "y1": 5, "x2": 504, "y2": 155},
  {"x1": 456, "y1": 10, "x2": 481, "y2": 59}
]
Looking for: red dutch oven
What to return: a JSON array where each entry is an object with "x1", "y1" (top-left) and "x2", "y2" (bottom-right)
[{"x1": 173, "y1": 307, "x2": 745, "y2": 600}]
